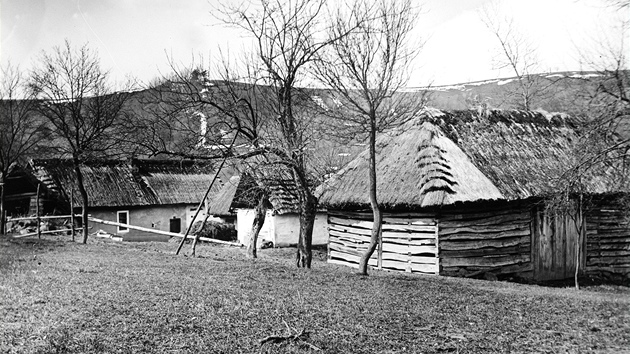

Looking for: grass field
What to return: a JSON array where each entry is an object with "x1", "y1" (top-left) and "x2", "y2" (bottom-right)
[{"x1": 1, "y1": 236, "x2": 629, "y2": 354}]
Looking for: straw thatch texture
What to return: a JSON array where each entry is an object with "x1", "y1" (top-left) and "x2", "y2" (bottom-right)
[
  {"x1": 135, "y1": 159, "x2": 221, "y2": 205},
  {"x1": 31, "y1": 159, "x2": 157, "y2": 207},
  {"x1": 31, "y1": 159, "x2": 223, "y2": 208},
  {"x1": 208, "y1": 176, "x2": 242, "y2": 216},
  {"x1": 319, "y1": 109, "x2": 620, "y2": 210}
]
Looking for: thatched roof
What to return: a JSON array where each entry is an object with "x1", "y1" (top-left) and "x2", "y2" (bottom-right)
[
  {"x1": 30, "y1": 159, "x2": 224, "y2": 208},
  {"x1": 207, "y1": 169, "x2": 305, "y2": 215},
  {"x1": 319, "y1": 109, "x2": 624, "y2": 210},
  {"x1": 207, "y1": 175, "x2": 243, "y2": 216}
]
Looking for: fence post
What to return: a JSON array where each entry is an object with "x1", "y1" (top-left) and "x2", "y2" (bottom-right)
[
  {"x1": 70, "y1": 189, "x2": 75, "y2": 242},
  {"x1": 36, "y1": 183, "x2": 41, "y2": 239}
]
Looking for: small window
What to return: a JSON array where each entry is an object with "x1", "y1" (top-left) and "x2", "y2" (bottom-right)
[{"x1": 117, "y1": 211, "x2": 129, "y2": 233}]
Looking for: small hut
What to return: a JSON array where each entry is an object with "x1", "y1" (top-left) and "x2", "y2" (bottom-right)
[
  {"x1": 30, "y1": 158, "x2": 226, "y2": 241},
  {"x1": 209, "y1": 172, "x2": 328, "y2": 248},
  {"x1": 319, "y1": 109, "x2": 629, "y2": 281}
]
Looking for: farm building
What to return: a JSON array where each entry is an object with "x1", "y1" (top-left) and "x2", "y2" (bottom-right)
[
  {"x1": 208, "y1": 173, "x2": 328, "y2": 248},
  {"x1": 318, "y1": 109, "x2": 630, "y2": 281},
  {"x1": 28, "y1": 158, "x2": 227, "y2": 241}
]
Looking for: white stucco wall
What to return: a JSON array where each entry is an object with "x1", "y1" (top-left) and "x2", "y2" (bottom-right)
[
  {"x1": 236, "y1": 209, "x2": 328, "y2": 247},
  {"x1": 236, "y1": 209, "x2": 274, "y2": 246}
]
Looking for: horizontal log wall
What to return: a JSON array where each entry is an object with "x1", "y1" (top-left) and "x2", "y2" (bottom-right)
[
  {"x1": 438, "y1": 202, "x2": 533, "y2": 277},
  {"x1": 585, "y1": 205, "x2": 630, "y2": 277},
  {"x1": 328, "y1": 211, "x2": 439, "y2": 274}
]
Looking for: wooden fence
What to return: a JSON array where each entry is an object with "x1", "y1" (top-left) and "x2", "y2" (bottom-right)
[
  {"x1": 328, "y1": 211, "x2": 439, "y2": 274},
  {"x1": 8, "y1": 214, "x2": 82, "y2": 240}
]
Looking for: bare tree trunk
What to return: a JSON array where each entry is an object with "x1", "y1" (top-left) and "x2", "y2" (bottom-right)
[
  {"x1": 191, "y1": 212, "x2": 212, "y2": 258},
  {"x1": 247, "y1": 193, "x2": 269, "y2": 259},
  {"x1": 575, "y1": 195, "x2": 583, "y2": 290},
  {"x1": 358, "y1": 116, "x2": 382, "y2": 275},
  {"x1": 296, "y1": 193, "x2": 317, "y2": 268},
  {"x1": 73, "y1": 158, "x2": 89, "y2": 244}
]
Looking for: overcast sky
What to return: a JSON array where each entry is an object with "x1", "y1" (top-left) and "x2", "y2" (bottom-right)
[{"x1": 1, "y1": 0, "x2": 626, "y2": 87}]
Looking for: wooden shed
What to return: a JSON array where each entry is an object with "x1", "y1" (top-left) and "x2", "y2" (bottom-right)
[{"x1": 319, "y1": 109, "x2": 629, "y2": 281}]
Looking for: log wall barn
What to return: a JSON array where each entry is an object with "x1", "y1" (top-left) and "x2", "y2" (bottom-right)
[
  {"x1": 328, "y1": 211, "x2": 439, "y2": 274},
  {"x1": 319, "y1": 109, "x2": 629, "y2": 281}
]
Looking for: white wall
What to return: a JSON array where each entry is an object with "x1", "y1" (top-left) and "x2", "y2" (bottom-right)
[
  {"x1": 236, "y1": 209, "x2": 274, "y2": 246},
  {"x1": 237, "y1": 209, "x2": 328, "y2": 247}
]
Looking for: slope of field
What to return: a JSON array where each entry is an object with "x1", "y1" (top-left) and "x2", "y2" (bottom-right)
[{"x1": 1, "y1": 236, "x2": 629, "y2": 353}]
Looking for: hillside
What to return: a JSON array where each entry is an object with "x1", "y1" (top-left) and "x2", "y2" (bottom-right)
[{"x1": 415, "y1": 71, "x2": 613, "y2": 113}]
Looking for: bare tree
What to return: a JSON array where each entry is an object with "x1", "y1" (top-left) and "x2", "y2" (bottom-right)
[
  {"x1": 29, "y1": 40, "x2": 135, "y2": 244},
  {"x1": 0, "y1": 64, "x2": 49, "y2": 234},
  {"x1": 316, "y1": 0, "x2": 424, "y2": 275},
  {"x1": 479, "y1": 2, "x2": 553, "y2": 110}
]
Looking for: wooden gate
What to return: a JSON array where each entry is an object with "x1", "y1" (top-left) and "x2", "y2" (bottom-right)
[
  {"x1": 532, "y1": 208, "x2": 585, "y2": 281},
  {"x1": 328, "y1": 211, "x2": 439, "y2": 275}
]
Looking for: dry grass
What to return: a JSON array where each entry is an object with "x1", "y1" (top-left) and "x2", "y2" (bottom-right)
[{"x1": 1, "y1": 236, "x2": 629, "y2": 353}]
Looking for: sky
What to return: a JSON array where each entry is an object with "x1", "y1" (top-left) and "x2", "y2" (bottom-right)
[{"x1": 1, "y1": 0, "x2": 627, "y2": 87}]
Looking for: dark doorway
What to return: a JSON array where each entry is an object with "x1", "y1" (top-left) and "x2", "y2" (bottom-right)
[{"x1": 169, "y1": 217, "x2": 181, "y2": 233}]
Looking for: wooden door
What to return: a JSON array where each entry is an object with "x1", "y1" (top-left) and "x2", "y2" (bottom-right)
[{"x1": 532, "y1": 208, "x2": 584, "y2": 281}]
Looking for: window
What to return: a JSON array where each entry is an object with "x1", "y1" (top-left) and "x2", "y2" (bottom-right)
[
  {"x1": 170, "y1": 217, "x2": 181, "y2": 233},
  {"x1": 117, "y1": 211, "x2": 129, "y2": 233}
]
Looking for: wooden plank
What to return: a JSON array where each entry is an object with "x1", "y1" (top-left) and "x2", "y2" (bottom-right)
[
  {"x1": 328, "y1": 258, "x2": 359, "y2": 268},
  {"x1": 587, "y1": 243, "x2": 630, "y2": 250},
  {"x1": 329, "y1": 249, "x2": 378, "y2": 264},
  {"x1": 382, "y1": 224, "x2": 437, "y2": 232},
  {"x1": 440, "y1": 236, "x2": 529, "y2": 251},
  {"x1": 382, "y1": 237, "x2": 436, "y2": 246},
  {"x1": 439, "y1": 213, "x2": 530, "y2": 228},
  {"x1": 381, "y1": 231, "x2": 436, "y2": 240},
  {"x1": 440, "y1": 245, "x2": 530, "y2": 258},
  {"x1": 439, "y1": 208, "x2": 529, "y2": 221},
  {"x1": 382, "y1": 217, "x2": 436, "y2": 225},
  {"x1": 12, "y1": 228, "x2": 83, "y2": 239},
  {"x1": 587, "y1": 256, "x2": 630, "y2": 265},
  {"x1": 329, "y1": 229, "x2": 371, "y2": 242},
  {"x1": 380, "y1": 260, "x2": 438, "y2": 274},
  {"x1": 329, "y1": 216, "x2": 373, "y2": 229},
  {"x1": 7, "y1": 215, "x2": 78, "y2": 222},
  {"x1": 589, "y1": 250, "x2": 630, "y2": 257},
  {"x1": 439, "y1": 228, "x2": 530, "y2": 240},
  {"x1": 381, "y1": 251, "x2": 438, "y2": 264},
  {"x1": 329, "y1": 224, "x2": 373, "y2": 236},
  {"x1": 329, "y1": 243, "x2": 365, "y2": 256},
  {"x1": 440, "y1": 224, "x2": 529, "y2": 236},
  {"x1": 381, "y1": 242, "x2": 437, "y2": 255},
  {"x1": 441, "y1": 254, "x2": 530, "y2": 267}
]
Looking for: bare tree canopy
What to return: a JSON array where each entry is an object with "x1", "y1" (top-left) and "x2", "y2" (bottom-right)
[
  {"x1": 479, "y1": 2, "x2": 556, "y2": 110},
  {"x1": 317, "y1": 0, "x2": 424, "y2": 275},
  {"x1": 29, "y1": 40, "x2": 136, "y2": 244},
  {"x1": 0, "y1": 64, "x2": 49, "y2": 234}
]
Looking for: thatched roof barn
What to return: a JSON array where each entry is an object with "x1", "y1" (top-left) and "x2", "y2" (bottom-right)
[
  {"x1": 30, "y1": 159, "x2": 224, "y2": 208},
  {"x1": 320, "y1": 109, "x2": 622, "y2": 209},
  {"x1": 27, "y1": 158, "x2": 228, "y2": 241},
  {"x1": 320, "y1": 109, "x2": 629, "y2": 281}
]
